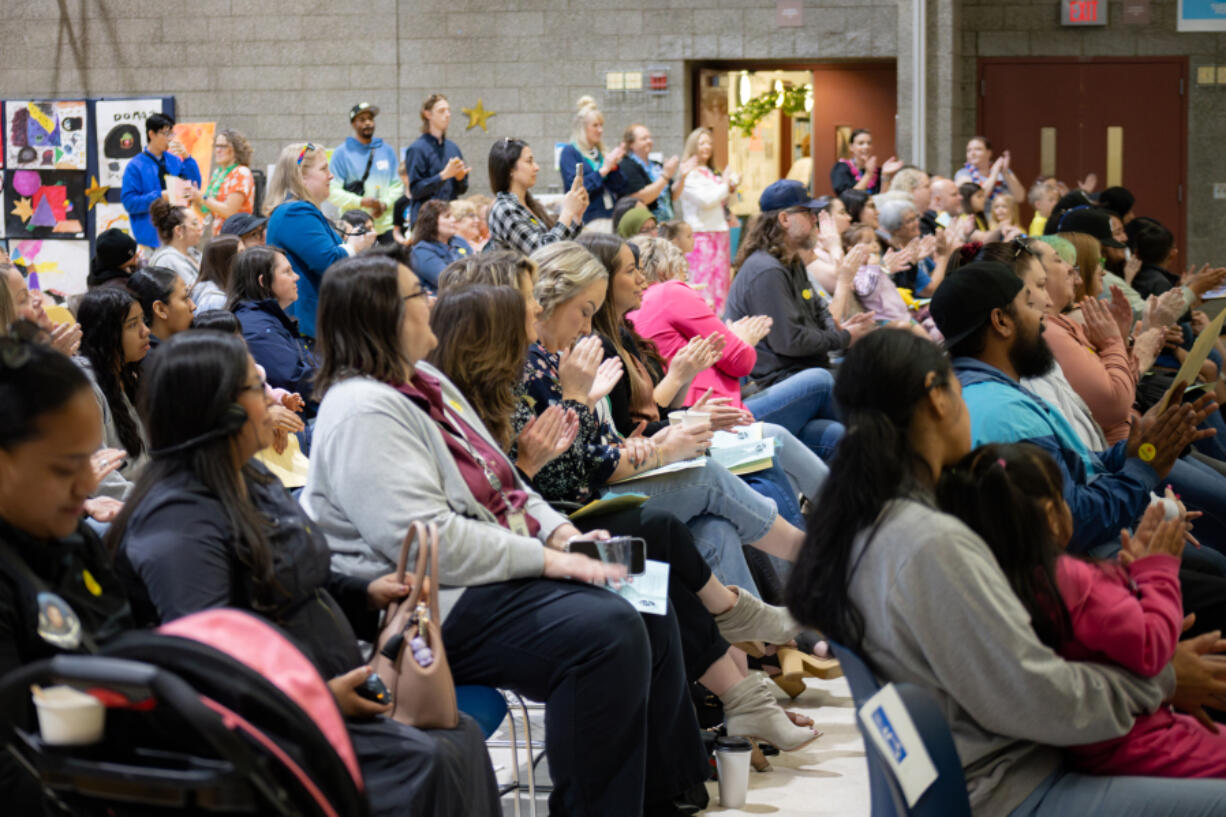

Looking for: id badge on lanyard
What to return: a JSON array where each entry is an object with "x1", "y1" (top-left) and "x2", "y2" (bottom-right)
[{"x1": 446, "y1": 399, "x2": 528, "y2": 535}]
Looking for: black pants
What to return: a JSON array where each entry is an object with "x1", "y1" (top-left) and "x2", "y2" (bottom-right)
[{"x1": 443, "y1": 573, "x2": 707, "y2": 817}]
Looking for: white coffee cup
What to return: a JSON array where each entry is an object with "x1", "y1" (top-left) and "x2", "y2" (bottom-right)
[
  {"x1": 681, "y1": 410, "x2": 710, "y2": 428},
  {"x1": 714, "y1": 735, "x2": 753, "y2": 808},
  {"x1": 33, "y1": 685, "x2": 105, "y2": 745},
  {"x1": 668, "y1": 410, "x2": 689, "y2": 426}
]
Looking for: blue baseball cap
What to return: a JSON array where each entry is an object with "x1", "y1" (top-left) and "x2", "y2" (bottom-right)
[{"x1": 759, "y1": 179, "x2": 829, "y2": 213}]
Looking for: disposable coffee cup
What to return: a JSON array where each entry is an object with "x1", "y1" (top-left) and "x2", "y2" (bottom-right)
[
  {"x1": 33, "y1": 685, "x2": 105, "y2": 745},
  {"x1": 668, "y1": 410, "x2": 688, "y2": 426},
  {"x1": 681, "y1": 410, "x2": 710, "y2": 429},
  {"x1": 714, "y1": 735, "x2": 752, "y2": 808}
]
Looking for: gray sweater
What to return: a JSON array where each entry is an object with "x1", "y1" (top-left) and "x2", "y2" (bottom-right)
[
  {"x1": 301, "y1": 363, "x2": 564, "y2": 596},
  {"x1": 74, "y1": 356, "x2": 148, "y2": 500},
  {"x1": 847, "y1": 497, "x2": 1173, "y2": 817}
]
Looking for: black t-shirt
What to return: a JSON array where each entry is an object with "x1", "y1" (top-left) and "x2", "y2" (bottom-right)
[
  {"x1": 393, "y1": 194, "x2": 412, "y2": 237},
  {"x1": 620, "y1": 159, "x2": 656, "y2": 206}
]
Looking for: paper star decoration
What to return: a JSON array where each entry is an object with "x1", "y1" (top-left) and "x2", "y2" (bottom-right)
[
  {"x1": 10, "y1": 197, "x2": 34, "y2": 222},
  {"x1": 85, "y1": 176, "x2": 110, "y2": 210},
  {"x1": 462, "y1": 99, "x2": 496, "y2": 132}
]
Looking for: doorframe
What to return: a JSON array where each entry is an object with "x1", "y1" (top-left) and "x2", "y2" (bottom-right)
[{"x1": 976, "y1": 56, "x2": 1188, "y2": 252}]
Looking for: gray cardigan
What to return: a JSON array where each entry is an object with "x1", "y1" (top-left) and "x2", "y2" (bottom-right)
[
  {"x1": 301, "y1": 362, "x2": 564, "y2": 592},
  {"x1": 848, "y1": 498, "x2": 1172, "y2": 817},
  {"x1": 74, "y1": 356, "x2": 148, "y2": 500}
]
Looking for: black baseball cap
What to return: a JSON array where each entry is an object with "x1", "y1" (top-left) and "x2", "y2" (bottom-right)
[
  {"x1": 1057, "y1": 207, "x2": 1124, "y2": 248},
  {"x1": 930, "y1": 262, "x2": 1025, "y2": 350},
  {"x1": 219, "y1": 213, "x2": 267, "y2": 237},
  {"x1": 349, "y1": 102, "x2": 380, "y2": 122},
  {"x1": 93, "y1": 228, "x2": 138, "y2": 269}
]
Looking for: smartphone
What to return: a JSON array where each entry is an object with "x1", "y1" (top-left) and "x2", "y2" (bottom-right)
[
  {"x1": 570, "y1": 536, "x2": 646, "y2": 575},
  {"x1": 574, "y1": 162, "x2": 585, "y2": 184}
]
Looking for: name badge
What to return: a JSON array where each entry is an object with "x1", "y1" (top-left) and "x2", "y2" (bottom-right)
[
  {"x1": 376, "y1": 159, "x2": 389, "y2": 171},
  {"x1": 508, "y1": 510, "x2": 530, "y2": 537}
]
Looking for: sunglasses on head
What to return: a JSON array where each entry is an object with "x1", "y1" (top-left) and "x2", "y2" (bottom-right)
[{"x1": 296, "y1": 143, "x2": 318, "y2": 166}]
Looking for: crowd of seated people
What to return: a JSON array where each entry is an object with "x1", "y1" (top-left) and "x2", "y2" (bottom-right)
[{"x1": 6, "y1": 102, "x2": 1226, "y2": 817}]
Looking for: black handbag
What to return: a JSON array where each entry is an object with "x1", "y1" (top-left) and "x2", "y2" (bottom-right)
[{"x1": 343, "y1": 150, "x2": 374, "y2": 196}]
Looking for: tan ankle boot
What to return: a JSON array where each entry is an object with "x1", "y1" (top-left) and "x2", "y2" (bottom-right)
[
  {"x1": 721, "y1": 675, "x2": 819, "y2": 752},
  {"x1": 713, "y1": 586, "x2": 800, "y2": 645}
]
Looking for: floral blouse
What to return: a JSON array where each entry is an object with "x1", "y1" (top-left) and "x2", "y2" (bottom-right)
[{"x1": 513, "y1": 343, "x2": 622, "y2": 503}]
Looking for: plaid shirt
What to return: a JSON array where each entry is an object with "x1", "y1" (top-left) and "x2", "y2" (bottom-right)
[{"x1": 486, "y1": 192, "x2": 581, "y2": 256}]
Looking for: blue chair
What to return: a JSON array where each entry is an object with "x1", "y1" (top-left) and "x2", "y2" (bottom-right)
[{"x1": 831, "y1": 641, "x2": 972, "y2": 817}]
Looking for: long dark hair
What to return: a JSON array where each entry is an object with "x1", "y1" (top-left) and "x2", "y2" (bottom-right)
[
  {"x1": 488, "y1": 138, "x2": 554, "y2": 228},
  {"x1": 840, "y1": 189, "x2": 871, "y2": 222},
  {"x1": 937, "y1": 443, "x2": 1073, "y2": 648},
  {"x1": 786, "y1": 329, "x2": 952, "y2": 649},
  {"x1": 127, "y1": 266, "x2": 178, "y2": 328},
  {"x1": 196, "y1": 234, "x2": 241, "y2": 293},
  {"x1": 314, "y1": 254, "x2": 410, "y2": 395},
  {"x1": 0, "y1": 336, "x2": 92, "y2": 450},
  {"x1": 226, "y1": 246, "x2": 283, "y2": 308},
  {"x1": 580, "y1": 233, "x2": 666, "y2": 405},
  {"x1": 107, "y1": 331, "x2": 282, "y2": 608},
  {"x1": 426, "y1": 285, "x2": 527, "y2": 450},
  {"x1": 960, "y1": 182, "x2": 984, "y2": 217},
  {"x1": 733, "y1": 210, "x2": 792, "y2": 271},
  {"x1": 77, "y1": 287, "x2": 145, "y2": 457}
]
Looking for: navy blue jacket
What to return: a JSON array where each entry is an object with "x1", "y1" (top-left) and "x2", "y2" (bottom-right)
[
  {"x1": 955, "y1": 357, "x2": 1159, "y2": 553},
  {"x1": 233, "y1": 299, "x2": 318, "y2": 406},
  {"x1": 409, "y1": 236, "x2": 473, "y2": 293},
  {"x1": 558, "y1": 143, "x2": 627, "y2": 223},
  {"x1": 404, "y1": 133, "x2": 468, "y2": 227}
]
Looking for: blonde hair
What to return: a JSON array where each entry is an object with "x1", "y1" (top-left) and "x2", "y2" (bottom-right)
[
  {"x1": 988, "y1": 194, "x2": 1020, "y2": 231},
  {"x1": 0, "y1": 266, "x2": 15, "y2": 330},
  {"x1": 681, "y1": 128, "x2": 716, "y2": 172},
  {"x1": 630, "y1": 236, "x2": 687, "y2": 284},
  {"x1": 1058, "y1": 231, "x2": 1103, "y2": 300},
  {"x1": 450, "y1": 199, "x2": 477, "y2": 220},
  {"x1": 571, "y1": 96, "x2": 605, "y2": 154},
  {"x1": 890, "y1": 168, "x2": 927, "y2": 195},
  {"x1": 530, "y1": 241, "x2": 607, "y2": 316},
  {"x1": 263, "y1": 142, "x2": 326, "y2": 214}
]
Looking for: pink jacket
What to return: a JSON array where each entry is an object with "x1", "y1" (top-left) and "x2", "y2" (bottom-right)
[
  {"x1": 1044, "y1": 313, "x2": 1137, "y2": 444},
  {"x1": 628, "y1": 280, "x2": 755, "y2": 408},
  {"x1": 1055, "y1": 554, "x2": 1226, "y2": 777}
]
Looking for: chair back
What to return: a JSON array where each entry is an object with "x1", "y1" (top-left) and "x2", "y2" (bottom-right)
[{"x1": 830, "y1": 640, "x2": 971, "y2": 817}]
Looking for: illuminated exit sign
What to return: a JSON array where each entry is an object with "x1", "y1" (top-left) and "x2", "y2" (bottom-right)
[{"x1": 1062, "y1": 0, "x2": 1108, "y2": 24}]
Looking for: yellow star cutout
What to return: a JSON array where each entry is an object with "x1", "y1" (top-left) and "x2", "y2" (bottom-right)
[
  {"x1": 85, "y1": 176, "x2": 110, "y2": 210},
  {"x1": 10, "y1": 197, "x2": 33, "y2": 222},
  {"x1": 462, "y1": 98, "x2": 496, "y2": 132}
]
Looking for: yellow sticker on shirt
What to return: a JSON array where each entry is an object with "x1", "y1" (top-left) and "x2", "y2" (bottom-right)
[
  {"x1": 81, "y1": 569, "x2": 102, "y2": 597},
  {"x1": 447, "y1": 399, "x2": 464, "y2": 414},
  {"x1": 801, "y1": 289, "x2": 813, "y2": 300}
]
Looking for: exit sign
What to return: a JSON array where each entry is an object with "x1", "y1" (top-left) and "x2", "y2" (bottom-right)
[{"x1": 1063, "y1": 0, "x2": 1108, "y2": 25}]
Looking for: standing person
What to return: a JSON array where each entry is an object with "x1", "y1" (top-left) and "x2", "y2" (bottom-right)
[
  {"x1": 619, "y1": 123, "x2": 681, "y2": 222},
  {"x1": 264, "y1": 143, "x2": 375, "y2": 339},
  {"x1": 328, "y1": 103, "x2": 404, "y2": 245},
  {"x1": 954, "y1": 135, "x2": 1026, "y2": 202},
  {"x1": 676, "y1": 127, "x2": 739, "y2": 314},
  {"x1": 725, "y1": 180, "x2": 877, "y2": 390},
  {"x1": 558, "y1": 97, "x2": 627, "y2": 228},
  {"x1": 198, "y1": 128, "x2": 256, "y2": 236},
  {"x1": 404, "y1": 94, "x2": 469, "y2": 228},
  {"x1": 829, "y1": 128, "x2": 901, "y2": 197},
  {"x1": 147, "y1": 199, "x2": 204, "y2": 288},
  {"x1": 120, "y1": 112, "x2": 202, "y2": 251},
  {"x1": 1029, "y1": 178, "x2": 1060, "y2": 237},
  {"x1": 485, "y1": 138, "x2": 587, "y2": 255},
  {"x1": 408, "y1": 200, "x2": 472, "y2": 294}
]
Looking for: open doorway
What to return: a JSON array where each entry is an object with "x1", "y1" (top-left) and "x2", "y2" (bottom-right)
[{"x1": 693, "y1": 61, "x2": 896, "y2": 218}]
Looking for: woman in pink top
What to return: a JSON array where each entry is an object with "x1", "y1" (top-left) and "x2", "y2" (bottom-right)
[
  {"x1": 940, "y1": 443, "x2": 1226, "y2": 779},
  {"x1": 628, "y1": 236, "x2": 843, "y2": 460}
]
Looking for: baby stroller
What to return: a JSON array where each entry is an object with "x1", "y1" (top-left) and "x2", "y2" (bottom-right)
[{"x1": 0, "y1": 609, "x2": 369, "y2": 816}]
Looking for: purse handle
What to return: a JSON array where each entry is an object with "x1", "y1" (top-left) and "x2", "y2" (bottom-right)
[{"x1": 392, "y1": 521, "x2": 441, "y2": 622}]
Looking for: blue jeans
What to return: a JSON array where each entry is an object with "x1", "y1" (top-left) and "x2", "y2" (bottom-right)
[
  {"x1": 745, "y1": 368, "x2": 844, "y2": 461},
  {"x1": 1009, "y1": 767, "x2": 1226, "y2": 816},
  {"x1": 1167, "y1": 456, "x2": 1226, "y2": 558},
  {"x1": 627, "y1": 461, "x2": 778, "y2": 597}
]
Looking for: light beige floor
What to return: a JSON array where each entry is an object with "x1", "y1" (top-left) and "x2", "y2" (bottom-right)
[{"x1": 492, "y1": 673, "x2": 871, "y2": 817}]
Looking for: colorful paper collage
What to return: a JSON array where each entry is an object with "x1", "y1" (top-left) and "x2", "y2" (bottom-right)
[
  {"x1": 4, "y1": 169, "x2": 86, "y2": 238},
  {"x1": 94, "y1": 201, "x2": 132, "y2": 239},
  {"x1": 7, "y1": 238, "x2": 89, "y2": 297},
  {"x1": 4, "y1": 101, "x2": 88, "y2": 170},
  {"x1": 173, "y1": 122, "x2": 216, "y2": 183},
  {"x1": 95, "y1": 98, "x2": 163, "y2": 187}
]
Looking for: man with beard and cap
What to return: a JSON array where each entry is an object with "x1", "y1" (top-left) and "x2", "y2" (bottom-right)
[
  {"x1": 87, "y1": 228, "x2": 141, "y2": 289},
  {"x1": 932, "y1": 257, "x2": 1217, "y2": 556},
  {"x1": 328, "y1": 102, "x2": 404, "y2": 245}
]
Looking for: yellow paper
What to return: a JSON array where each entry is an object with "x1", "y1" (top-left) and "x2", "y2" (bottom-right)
[
  {"x1": 1157, "y1": 308, "x2": 1226, "y2": 413},
  {"x1": 254, "y1": 433, "x2": 310, "y2": 488},
  {"x1": 568, "y1": 492, "x2": 648, "y2": 521}
]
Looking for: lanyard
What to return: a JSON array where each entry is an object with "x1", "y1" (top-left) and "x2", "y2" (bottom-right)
[{"x1": 437, "y1": 400, "x2": 529, "y2": 534}]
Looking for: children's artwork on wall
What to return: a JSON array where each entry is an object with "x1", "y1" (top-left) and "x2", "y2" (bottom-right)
[
  {"x1": 4, "y1": 101, "x2": 89, "y2": 170},
  {"x1": 94, "y1": 202, "x2": 132, "y2": 239},
  {"x1": 8, "y1": 238, "x2": 89, "y2": 297},
  {"x1": 4, "y1": 169, "x2": 86, "y2": 238},
  {"x1": 173, "y1": 122, "x2": 216, "y2": 183},
  {"x1": 95, "y1": 98, "x2": 163, "y2": 187}
]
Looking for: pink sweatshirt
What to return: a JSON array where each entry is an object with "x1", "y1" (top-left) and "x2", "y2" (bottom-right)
[
  {"x1": 1044, "y1": 313, "x2": 1137, "y2": 444},
  {"x1": 628, "y1": 280, "x2": 755, "y2": 408},
  {"x1": 1057, "y1": 553, "x2": 1226, "y2": 777}
]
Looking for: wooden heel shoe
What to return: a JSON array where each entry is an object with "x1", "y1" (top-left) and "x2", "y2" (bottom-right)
[{"x1": 771, "y1": 646, "x2": 842, "y2": 698}]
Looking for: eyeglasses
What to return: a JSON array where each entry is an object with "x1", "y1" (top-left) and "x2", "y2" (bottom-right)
[
  {"x1": 240, "y1": 375, "x2": 267, "y2": 394},
  {"x1": 296, "y1": 143, "x2": 318, "y2": 166},
  {"x1": 403, "y1": 290, "x2": 429, "y2": 302}
]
